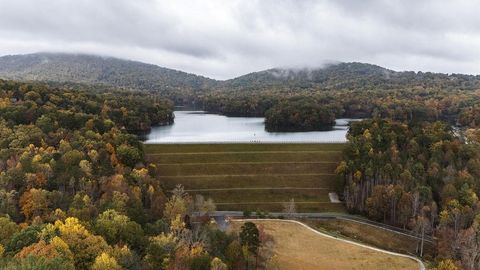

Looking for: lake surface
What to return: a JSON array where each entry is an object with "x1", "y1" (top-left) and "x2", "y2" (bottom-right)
[{"x1": 145, "y1": 111, "x2": 356, "y2": 143}]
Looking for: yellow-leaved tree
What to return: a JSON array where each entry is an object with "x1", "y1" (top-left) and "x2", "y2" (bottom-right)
[
  {"x1": 91, "y1": 252, "x2": 122, "y2": 270},
  {"x1": 55, "y1": 217, "x2": 110, "y2": 270}
]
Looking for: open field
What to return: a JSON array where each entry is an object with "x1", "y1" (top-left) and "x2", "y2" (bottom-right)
[
  {"x1": 230, "y1": 219, "x2": 422, "y2": 270},
  {"x1": 145, "y1": 143, "x2": 346, "y2": 212},
  {"x1": 305, "y1": 218, "x2": 435, "y2": 258}
]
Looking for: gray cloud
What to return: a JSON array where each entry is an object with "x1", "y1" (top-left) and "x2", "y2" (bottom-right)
[{"x1": 0, "y1": 0, "x2": 479, "y2": 79}]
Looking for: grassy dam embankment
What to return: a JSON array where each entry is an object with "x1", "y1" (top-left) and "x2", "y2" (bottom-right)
[{"x1": 145, "y1": 143, "x2": 346, "y2": 212}]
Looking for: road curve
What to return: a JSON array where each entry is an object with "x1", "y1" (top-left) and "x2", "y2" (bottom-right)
[
  {"x1": 236, "y1": 218, "x2": 425, "y2": 270},
  {"x1": 209, "y1": 211, "x2": 435, "y2": 243}
]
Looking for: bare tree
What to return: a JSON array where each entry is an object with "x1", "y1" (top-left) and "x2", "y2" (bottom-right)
[
  {"x1": 178, "y1": 226, "x2": 209, "y2": 250},
  {"x1": 412, "y1": 191, "x2": 420, "y2": 218},
  {"x1": 194, "y1": 194, "x2": 216, "y2": 216},
  {"x1": 414, "y1": 206, "x2": 432, "y2": 257},
  {"x1": 459, "y1": 227, "x2": 479, "y2": 270},
  {"x1": 172, "y1": 184, "x2": 187, "y2": 198},
  {"x1": 282, "y1": 198, "x2": 296, "y2": 219}
]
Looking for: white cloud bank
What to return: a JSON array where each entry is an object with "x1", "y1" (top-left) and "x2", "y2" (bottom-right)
[{"x1": 0, "y1": 0, "x2": 479, "y2": 79}]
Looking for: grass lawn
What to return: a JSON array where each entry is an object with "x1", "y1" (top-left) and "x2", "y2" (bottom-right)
[{"x1": 231, "y1": 220, "x2": 421, "y2": 270}]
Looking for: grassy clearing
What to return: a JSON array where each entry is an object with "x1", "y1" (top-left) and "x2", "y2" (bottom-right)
[
  {"x1": 305, "y1": 219, "x2": 435, "y2": 258},
  {"x1": 145, "y1": 143, "x2": 346, "y2": 212},
  {"x1": 230, "y1": 220, "x2": 420, "y2": 270}
]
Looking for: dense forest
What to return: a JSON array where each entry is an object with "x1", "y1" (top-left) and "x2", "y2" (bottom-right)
[
  {"x1": 3, "y1": 54, "x2": 480, "y2": 129},
  {"x1": 264, "y1": 98, "x2": 337, "y2": 132},
  {"x1": 0, "y1": 80, "x2": 272, "y2": 270},
  {"x1": 199, "y1": 63, "x2": 480, "y2": 132},
  {"x1": 3, "y1": 54, "x2": 480, "y2": 269},
  {"x1": 201, "y1": 86, "x2": 480, "y2": 132},
  {"x1": 336, "y1": 119, "x2": 480, "y2": 269}
]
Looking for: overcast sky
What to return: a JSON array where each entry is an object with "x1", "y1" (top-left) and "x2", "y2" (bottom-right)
[{"x1": 0, "y1": 0, "x2": 479, "y2": 79}]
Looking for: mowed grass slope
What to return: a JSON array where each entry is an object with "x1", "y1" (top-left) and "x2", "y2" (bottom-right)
[
  {"x1": 230, "y1": 220, "x2": 421, "y2": 270},
  {"x1": 306, "y1": 219, "x2": 435, "y2": 257},
  {"x1": 145, "y1": 143, "x2": 345, "y2": 212}
]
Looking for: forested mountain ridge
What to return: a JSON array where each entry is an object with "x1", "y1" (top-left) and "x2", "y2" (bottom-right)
[
  {"x1": 2, "y1": 53, "x2": 480, "y2": 94},
  {"x1": 3, "y1": 53, "x2": 480, "y2": 130},
  {"x1": 224, "y1": 62, "x2": 395, "y2": 88},
  {"x1": 0, "y1": 53, "x2": 216, "y2": 102},
  {"x1": 224, "y1": 62, "x2": 480, "y2": 90}
]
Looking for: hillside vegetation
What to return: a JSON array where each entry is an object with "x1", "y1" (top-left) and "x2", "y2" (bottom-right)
[
  {"x1": 336, "y1": 119, "x2": 480, "y2": 268},
  {"x1": 6, "y1": 54, "x2": 480, "y2": 92},
  {"x1": 3, "y1": 53, "x2": 480, "y2": 133},
  {"x1": 0, "y1": 53, "x2": 215, "y2": 104},
  {"x1": 2, "y1": 53, "x2": 480, "y2": 268},
  {"x1": 0, "y1": 80, "x2": 270, "y2": 270}
]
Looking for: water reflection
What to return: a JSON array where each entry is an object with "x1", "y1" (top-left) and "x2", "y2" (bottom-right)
[{"x1": 145, "y1": 111, "x2": 358, "y2": 143}]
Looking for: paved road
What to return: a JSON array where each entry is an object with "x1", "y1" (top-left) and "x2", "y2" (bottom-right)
[{"x1": 208, "y1": 211, "x2": 435, "y2": 244}]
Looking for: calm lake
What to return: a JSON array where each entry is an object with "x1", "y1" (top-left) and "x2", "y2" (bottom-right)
[{"x1": 144, "y1": 111, "x2": 357, "y2": 143}]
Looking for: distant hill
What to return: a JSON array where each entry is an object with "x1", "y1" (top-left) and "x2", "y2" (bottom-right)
[
  {"x1": 225, "y1": 62, "x2": 393, "y2": 87},
  {"x1": 0, "y1": 53, "x2": 216, "y2": 91},
  {"x1": 224, "y1": 62, "x2": 480, "y2": 90},
  {"x1": 1, "y1": 53, "x2": 479, "y2": 95}
]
